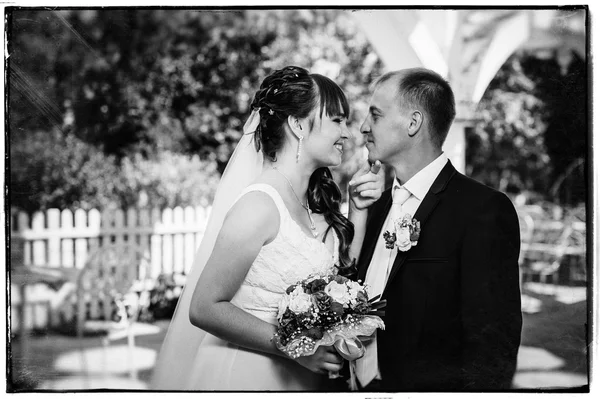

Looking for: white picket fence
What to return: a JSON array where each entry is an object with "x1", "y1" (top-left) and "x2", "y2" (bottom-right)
[{"x1": 10, "y1": 206, "x2": 211, "y2": 277}]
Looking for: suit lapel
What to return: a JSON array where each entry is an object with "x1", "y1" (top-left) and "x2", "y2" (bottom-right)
[
  {"x1": 356, "y1": 189, "x2": 392, "y2": 282},
  {"x1": 383, "y1": 161, "x2": 457, "y2": 294}
]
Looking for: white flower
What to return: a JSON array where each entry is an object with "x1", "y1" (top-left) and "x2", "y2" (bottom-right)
[
  {"x1": 346, "y1": 280, "x2": 363, "y2": 307},
  {"x1": 325, "y1": 281, "x2": 352, "y2": 306},
  {"x1": 386, "y1": 214, "x2": 420, "y2": 253},
  {"x1": 288, "y1": 286, "x2": 313, "y2": 314},
  {"x1": 346, "y1": 280, "x2": 362, "y2": 299},
  {"x1": 277, "y1": 294, "x2": 290, "y2": 321},
  {"x1": 396, "y1": 226, "x2": 413, "y2": 252}
]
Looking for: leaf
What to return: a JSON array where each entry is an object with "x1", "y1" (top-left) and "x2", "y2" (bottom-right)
[{"x1": 369, "y1": 300, "x2": 387, "y2": 310}]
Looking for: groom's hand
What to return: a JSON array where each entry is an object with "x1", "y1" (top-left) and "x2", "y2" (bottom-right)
[
  {"x1": 348, "y1": 160, "x2": 384, "y2": 211},
  {"x1": 293, "y1": 345, "x2": 344, "y2": 375}
]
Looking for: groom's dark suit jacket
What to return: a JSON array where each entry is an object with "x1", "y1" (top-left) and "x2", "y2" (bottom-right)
[{"x1": 356, "y1": 161, "x2": 522, "y2": 392}]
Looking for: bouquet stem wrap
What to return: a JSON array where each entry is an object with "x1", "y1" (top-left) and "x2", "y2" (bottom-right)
[{"x1": 333, "y1": 336, "x2": 364, "y2": 391}]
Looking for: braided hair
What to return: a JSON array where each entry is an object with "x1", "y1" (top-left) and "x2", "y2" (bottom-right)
[{"x1": 250, "y1": 66, "x2": 356, "y2": 277}]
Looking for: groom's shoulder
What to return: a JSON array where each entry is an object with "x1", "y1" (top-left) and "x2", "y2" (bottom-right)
[
  {"x1": 451, "y1": 170, "x2": 493, "y2": 193},
  {"x1": 450, "y1": 170, "x2": 513, "y2": 207}
]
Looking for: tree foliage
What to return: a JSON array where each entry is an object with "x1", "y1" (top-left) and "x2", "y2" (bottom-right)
[
  {"x1": 467, "y1": 50, "x2": 586, "y2": 205},
  {"x1": 521, "y1": 52, "x2": 587, "y2": 204},
  {"x1": 10, "y1": 129, "x2": 122, "y2": 211},
  {"x1": 8, "y1": 9, "x2": 382, "y2": 212},
  {"x1": 9, "y1": 9, "x2": 586, "y2": 212}
]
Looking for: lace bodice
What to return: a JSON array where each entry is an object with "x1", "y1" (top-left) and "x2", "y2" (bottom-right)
[{"x1": 230, "y1": 184, "x2": 339, "y2": 325}]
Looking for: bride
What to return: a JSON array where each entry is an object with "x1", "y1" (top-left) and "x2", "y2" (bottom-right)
[{"x1": 151, "y1": 66, "x2": 384, "y2": 390}]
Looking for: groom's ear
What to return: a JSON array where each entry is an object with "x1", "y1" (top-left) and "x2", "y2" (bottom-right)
[
  {"x1": 287, "y1": 115, "x2": 304, "y2": 139},
  {"x1": 407, "y1": 110, "x2": 423, "y2": 137}
]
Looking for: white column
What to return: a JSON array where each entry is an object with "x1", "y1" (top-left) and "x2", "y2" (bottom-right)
[{"x1": 443, "y1": 120, "x2": 466, "y2": 174}]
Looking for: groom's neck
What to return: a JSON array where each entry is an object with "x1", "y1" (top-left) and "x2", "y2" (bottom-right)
[{"x1": 392, "y1": 146, "x2": 442, "y2": 185}]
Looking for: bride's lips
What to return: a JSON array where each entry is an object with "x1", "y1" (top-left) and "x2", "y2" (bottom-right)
[{"x1": 334, "y1": 143, "x2": 343, "y2": 154}]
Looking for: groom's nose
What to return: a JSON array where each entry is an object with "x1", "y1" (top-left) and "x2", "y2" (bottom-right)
[{"x1": 360, "y1": 118, "x2": 370, "y2": 135}]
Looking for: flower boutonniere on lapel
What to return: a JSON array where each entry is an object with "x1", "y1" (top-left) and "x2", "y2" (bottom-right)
[{"x1": 383, "y1": 214, "x2": 421, "y2": 252}]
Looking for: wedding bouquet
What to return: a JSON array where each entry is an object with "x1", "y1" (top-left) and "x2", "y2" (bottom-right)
[{"x1": 274, "y1": 273, "x2": 385, "y2": 367}]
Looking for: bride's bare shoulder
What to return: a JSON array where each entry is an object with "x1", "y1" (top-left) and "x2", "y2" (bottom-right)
[{"x1": 223, "y1": 187, "x2": 281, "y2": 240}]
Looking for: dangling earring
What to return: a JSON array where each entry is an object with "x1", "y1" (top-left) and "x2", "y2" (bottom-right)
[{"x1": 296, "y1": 135, "x2": 304, "y2": 163}]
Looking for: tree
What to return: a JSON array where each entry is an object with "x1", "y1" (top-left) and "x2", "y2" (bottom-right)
[
  {"x1": 10, "y1": 129, "x2": 123, "y2": 212},
  {"x1": 8, "y1": 9, "x2": 383, "y2": 211},
  {"x1": 467, "y1": 55, "x2": 549, "y2": 194},
  {"x1": 467, "y1": 50, "x2": 586, "y2": 205},
  {"x1": 521, "y1": 51, "x2": 587, "y2": 205}
]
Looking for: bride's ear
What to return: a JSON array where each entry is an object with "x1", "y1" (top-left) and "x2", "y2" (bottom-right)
[{"x1": 287, "y1": 115, "x2": 304, "y2": 139}]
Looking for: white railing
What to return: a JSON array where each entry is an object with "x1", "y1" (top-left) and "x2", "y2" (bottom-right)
[{"x1": 10, "y1": 206, "x2": 211, "y2": 278}]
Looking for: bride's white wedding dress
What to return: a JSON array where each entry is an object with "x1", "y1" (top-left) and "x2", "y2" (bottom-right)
[{"x1": 185, "y1": 183, "x2": 339, "y2": 390}]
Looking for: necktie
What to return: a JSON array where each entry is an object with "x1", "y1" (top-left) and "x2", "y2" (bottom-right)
[
  {"x1": 355, "y1": 185, "x2": 412, "y2": 388},
  {"x1": 387, "y1": 185, "x2": 411, "y2": 278},
  {"x1": 391, "y1": 185, "x2": 411, "y2": 220}
]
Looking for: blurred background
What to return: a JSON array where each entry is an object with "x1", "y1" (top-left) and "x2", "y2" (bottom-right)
[{"x1": 6, "y1": 7, "x2": 588, "y2": 392}]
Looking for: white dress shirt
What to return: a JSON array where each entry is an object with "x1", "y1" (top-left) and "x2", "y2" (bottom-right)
[{"x1": 356, "y1": 152, "x2": 449, "y2": 386}]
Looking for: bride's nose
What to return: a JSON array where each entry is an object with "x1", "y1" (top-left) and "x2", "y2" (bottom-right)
[{"x1": 341, "y1": 124, "x2": 350, "y2": 139}]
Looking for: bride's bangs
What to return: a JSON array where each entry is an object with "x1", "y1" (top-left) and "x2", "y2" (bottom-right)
[{"x1": 311, "y1": 74, "x2": 350, "y2": 119}]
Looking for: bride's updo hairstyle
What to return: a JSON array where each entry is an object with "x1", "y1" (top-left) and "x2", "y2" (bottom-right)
[{"x1": 250, "y1": 66, "x2": 356, "y2": 277}]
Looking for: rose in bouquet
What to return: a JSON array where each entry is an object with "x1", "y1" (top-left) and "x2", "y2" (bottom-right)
[{"x1": 274, "y1": 274, "x2": 385, "y2": 388}]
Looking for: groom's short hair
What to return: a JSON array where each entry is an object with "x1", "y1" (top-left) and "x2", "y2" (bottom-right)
[{"x1": 375, "y1": 68, "x2": 456, "y2": 148}]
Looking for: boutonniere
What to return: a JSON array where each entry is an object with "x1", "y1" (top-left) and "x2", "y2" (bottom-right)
[{"x1": 383, "y1": 214, "x2": 421, "y2": 252}]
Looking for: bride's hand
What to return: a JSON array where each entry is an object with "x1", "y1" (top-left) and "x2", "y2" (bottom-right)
[
  {"x1": 293, "y1": 345, "x2": 344, "y2": 375},
  {"x1": 348, "y1": 160, "x2": 384, "y2": 211}
]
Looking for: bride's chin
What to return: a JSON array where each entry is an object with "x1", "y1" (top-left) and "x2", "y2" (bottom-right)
[{"x1": 331, "y1": 153, "x2": 343, "y2": 165}]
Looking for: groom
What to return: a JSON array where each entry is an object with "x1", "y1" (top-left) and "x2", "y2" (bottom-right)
[{"x1": 352, "y1": 68, "x2": 522, "y2": 391}]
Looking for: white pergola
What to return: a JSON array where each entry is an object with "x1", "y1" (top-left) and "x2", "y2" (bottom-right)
[{"x1": 352, "y1": 9, "x2": 586, "y2": 172}]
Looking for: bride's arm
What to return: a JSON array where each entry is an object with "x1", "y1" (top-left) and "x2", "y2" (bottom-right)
[
  {"x1": 189, "y1": 191, "x2": 280, "y2": 354},
  {"x1": 347, "y1": 161, "x2": 384, "y2": 263},
  {"x1": 189, "y1": 191, "x2": 342, "y2": 373}
]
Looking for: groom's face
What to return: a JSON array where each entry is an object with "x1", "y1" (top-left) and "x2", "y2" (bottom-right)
[{"x1": 360, "y1": 79, "x2": 411, "y2": 165}]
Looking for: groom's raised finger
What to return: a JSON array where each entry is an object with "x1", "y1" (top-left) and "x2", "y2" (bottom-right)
[{"x1": 370, "y1": 160, "x2": 382, "y2": 174}]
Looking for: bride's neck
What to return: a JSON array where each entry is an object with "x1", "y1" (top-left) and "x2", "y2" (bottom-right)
[{"x1": 266, "y1": 157, "x2": 314, "y2": 202}]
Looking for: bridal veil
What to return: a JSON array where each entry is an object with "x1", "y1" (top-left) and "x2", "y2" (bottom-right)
[{"x1": 150, "y1": 110, "x2": 263, "y2": 389}]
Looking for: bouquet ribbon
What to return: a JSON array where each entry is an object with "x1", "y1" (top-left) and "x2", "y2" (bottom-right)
[
  {"x1": 333, "y1": 336, "x2": 365, "y2": 361},
  {"x1": 333, "y1": 336, "x2": 365, "y2": 391}
]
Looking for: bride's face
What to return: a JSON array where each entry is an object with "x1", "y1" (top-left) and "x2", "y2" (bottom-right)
[{"x1": 303, "y1": 107, "x2": 350, "y2": 168}]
